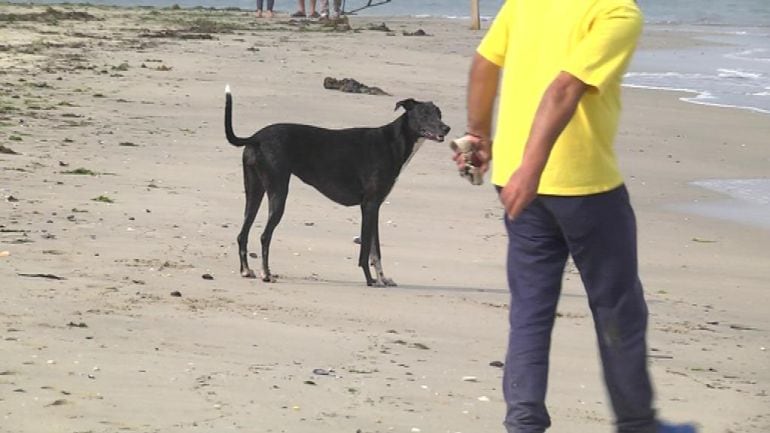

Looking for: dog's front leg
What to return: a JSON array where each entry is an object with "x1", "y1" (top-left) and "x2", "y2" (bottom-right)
[
  {"x1": 369, "y1": 221, "x2": 396, "y2": 287},
  {"x1": 358, "y1": 201, "x2": 379, "y2": 286}
]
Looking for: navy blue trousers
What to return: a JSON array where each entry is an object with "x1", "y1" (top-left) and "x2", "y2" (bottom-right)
[{"x1": 501, "y1": 185, "x2": 656, "y2": 433}]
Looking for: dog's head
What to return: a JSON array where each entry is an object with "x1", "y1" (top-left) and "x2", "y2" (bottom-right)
[{"x1": 395, "y1": 98, "x2": 451, "y2": 142}]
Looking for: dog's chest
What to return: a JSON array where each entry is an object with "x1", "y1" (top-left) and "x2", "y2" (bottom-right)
[{"x1": 403, "y1": 138, "x2": 425, "y2": 168}]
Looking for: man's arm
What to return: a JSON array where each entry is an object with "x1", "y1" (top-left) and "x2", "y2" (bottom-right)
[
  {"x1": 467, "y1": 52, "x2": 501, "y2": 140},
  {"x1": 499, "y1": 71, "x2": 589, "y2": 218},
  {"x1": 458, "y1": 53, "x2": 501, "y2": 172}
]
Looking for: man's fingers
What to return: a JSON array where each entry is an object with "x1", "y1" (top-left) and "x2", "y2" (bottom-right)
[
  {"x1": 478, "y1": 156, "x2": 491, "y2": 174},
  {"x1": 499, "y1": 190, "x2": 516, "y2": 219},
  {"x1": 500, "y1": 187, "x2": 534, "y2": 220},
  {"x1": 505, "y1": 196, "x2": 521, "y2": 220},
  {"x1": 470, "y1": 140, "x2": 492, "y2": 161},
  {"x1": 507, "y1": 201, "x2": 524, "y2": 220}
]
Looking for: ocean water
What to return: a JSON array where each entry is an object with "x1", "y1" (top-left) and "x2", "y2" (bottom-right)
[
  {"x1": 629, "y1": 1, "x2": 770, "y2": 115},
  {"x1": 625, "y1": 24, "x2": 770, "y2": 115}
]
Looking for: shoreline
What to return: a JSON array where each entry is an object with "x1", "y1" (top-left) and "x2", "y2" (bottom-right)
[
  {"x1": 622, "y1": 83, "x2": 770, "y2": 115},
  {"x1": 1, "y1": 4, "x2": 768, "y2": 433},
  {"x1": 630, "y1": 23, "x2": 770, "y2": 115}
]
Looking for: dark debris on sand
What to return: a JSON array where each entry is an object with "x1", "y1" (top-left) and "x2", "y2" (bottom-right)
[
  {"x1": 403, "y1": 29, "x2": 429, "y2": 36},
  {"x1": 139, "y1": 29, "x2": 215, "y2": 40},
  {"x1": 0, "y1": 7, "x2": 99, "y2": 23},
  {"x1": 323, "y1": 77, "x2": 389, "y2": 96},
  {"x1": 0, "y1": 145, "x2": 19, "y2": 155},
  {"x1": 366, "y1": 22, "x2": 391, "y2": 32}
]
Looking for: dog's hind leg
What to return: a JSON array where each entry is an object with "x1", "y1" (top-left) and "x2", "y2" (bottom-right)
[
  {"x1": 369, "y1": 220, "x2": 397, "y2": 287},
  {"x1": 237, "y1": 165, "x2": 265, "y2": 278},
  {"x1": 259, "y1": 174, "x2": 290, "y2": 282}
]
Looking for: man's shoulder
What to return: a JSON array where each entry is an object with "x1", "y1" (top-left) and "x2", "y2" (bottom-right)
[
  {"x1": 593, "y1": 0, "x2": 642, "y2": 16},
  {"x1": 584, "y1": 0, "x2": 643, "y2": 35}
]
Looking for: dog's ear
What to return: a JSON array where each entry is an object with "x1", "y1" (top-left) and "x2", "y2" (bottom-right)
[{"x1": 395, "y1": 98, "x2": 418, "y2": 112}]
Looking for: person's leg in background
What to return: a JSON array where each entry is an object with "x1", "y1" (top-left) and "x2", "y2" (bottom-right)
[
  {"x1": 293, "y1": 0, "x2": 317, "y2": 17},
  {"x1": 320, "y1": 0, "x2": 342, "y2": 18},
  {"x1": 308, "y1": 0, "x2": 318, "y2": 17}
]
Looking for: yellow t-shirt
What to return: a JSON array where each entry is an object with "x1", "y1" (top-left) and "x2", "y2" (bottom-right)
[{"x1": 477, "y1": 0, "x2": 643, "y2": 194}]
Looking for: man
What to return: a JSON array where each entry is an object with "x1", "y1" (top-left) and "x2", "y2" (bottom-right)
[{"x1": 455, "y1": 1, "x2": 697, "y2": 433}]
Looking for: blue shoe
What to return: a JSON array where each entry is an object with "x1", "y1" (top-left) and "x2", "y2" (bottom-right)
[{"x1": 658, "y1": 422, "x2": 697, "y2": 433}]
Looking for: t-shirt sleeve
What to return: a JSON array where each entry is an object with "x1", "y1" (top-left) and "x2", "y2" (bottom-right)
[
  {"x1": 563, "y1": 3, "x2": 643, "y2": 93},
  {"x1": 476, "y1": 1, "x2": 513, "y2": 67}
]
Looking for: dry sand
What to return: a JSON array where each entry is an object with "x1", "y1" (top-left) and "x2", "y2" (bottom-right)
[{"x1": 0, "y1": 4, "x2": 768, "y2": 433}]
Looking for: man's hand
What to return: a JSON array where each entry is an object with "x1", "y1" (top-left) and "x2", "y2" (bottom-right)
[
  {"x1": 499, "y1": 166, "x2": 541, "y2": 219},
  {"x1": 451, "y1": 134, "x2": 492, "y2": 174}
]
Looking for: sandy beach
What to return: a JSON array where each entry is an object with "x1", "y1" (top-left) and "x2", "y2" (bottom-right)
[{"x1": 0, "y1": 4, "x2": 768, "y2": 433}]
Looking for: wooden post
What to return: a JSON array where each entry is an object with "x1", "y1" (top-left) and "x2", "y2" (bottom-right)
[{"x1": 470, "y1": 0, "x2": 480, "y2": 30}]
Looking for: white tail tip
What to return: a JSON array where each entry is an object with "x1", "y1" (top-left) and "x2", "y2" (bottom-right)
[{"x1": 225, "y1": 84, "x2": 231, "y2": 94}]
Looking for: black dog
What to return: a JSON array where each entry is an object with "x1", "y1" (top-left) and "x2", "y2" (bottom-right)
[
  {"x1": 225, "y1": 86, "x2": 449, "y2": 286},
  {"x1": 224, "y1": 85, "x2": 450, "y2": 286}
]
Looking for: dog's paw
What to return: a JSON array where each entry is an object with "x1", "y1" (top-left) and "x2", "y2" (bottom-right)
[
  {"x1": 241, "y1": 269, "x2": 257, "y2": 278},
  {"x1": 261, "y1": 271, "x2": 277, "y2": 283},
  {"x1": 369, "y1": 277, "x2": 397, "y2": 287},
  {"x1": 382, "y1": 277, "x2": 397, "y2": 287},
  {"x1": 377, "y1": 277, "x2": 398, "y2": 287}
]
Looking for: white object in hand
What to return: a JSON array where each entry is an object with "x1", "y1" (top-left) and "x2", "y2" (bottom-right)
[{"x1": 449, "y1": 136, "x2": 483, "y2": 185}]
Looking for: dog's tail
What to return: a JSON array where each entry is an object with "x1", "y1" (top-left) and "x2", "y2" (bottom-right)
[{"x1": 224, "y1": 85, "x2": 253, "y2": 147}]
